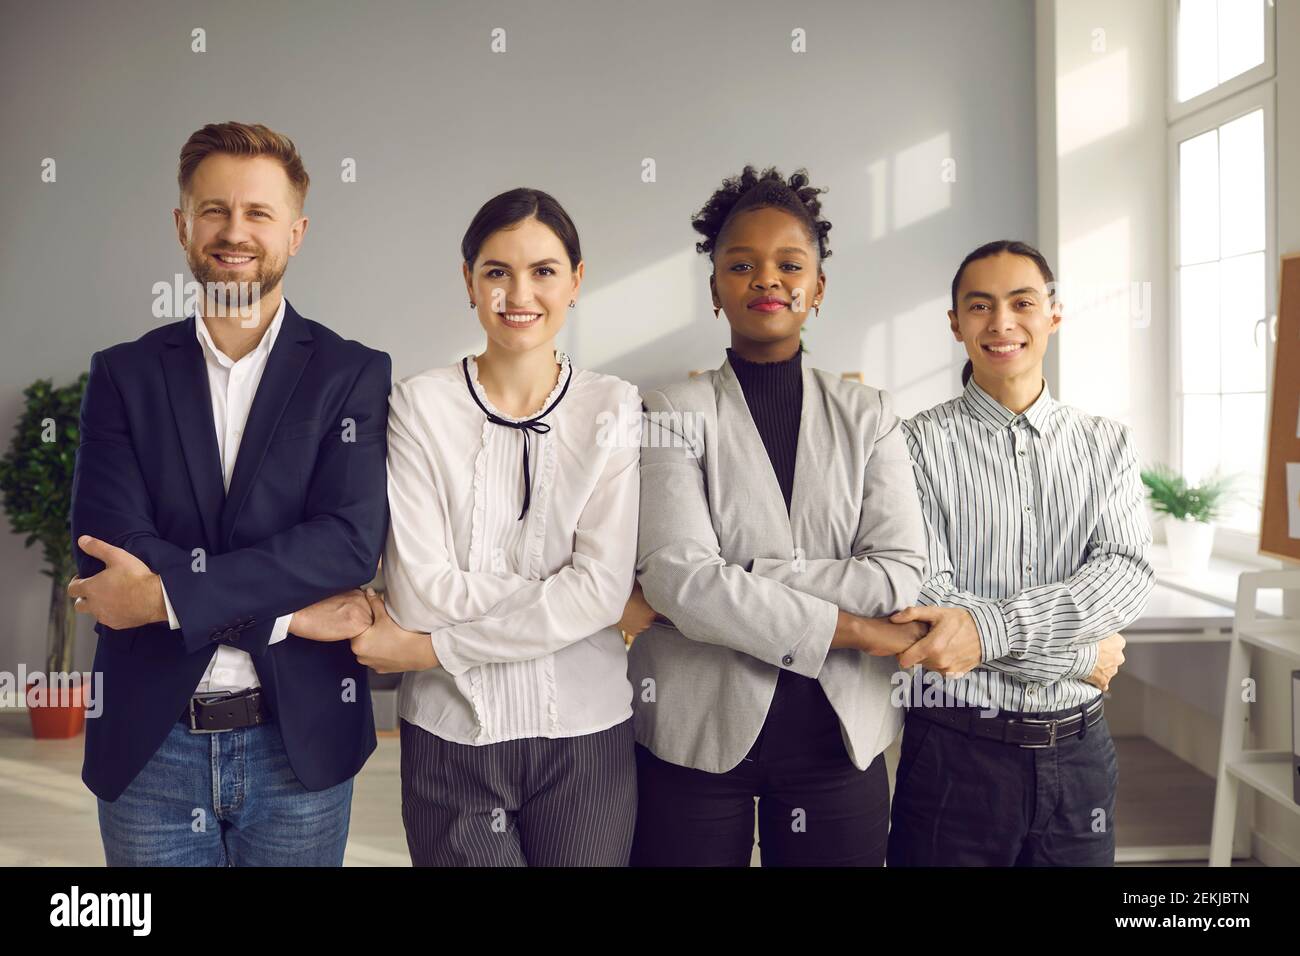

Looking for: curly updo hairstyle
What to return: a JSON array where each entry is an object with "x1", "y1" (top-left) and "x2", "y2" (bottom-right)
[{"x1": 690, "y1": 165, "x2": 832, "y2": 266}]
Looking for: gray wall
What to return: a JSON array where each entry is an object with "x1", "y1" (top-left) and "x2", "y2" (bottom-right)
[{"x1": 0, "y1": 0, "x2": 1036, "y2": 677}]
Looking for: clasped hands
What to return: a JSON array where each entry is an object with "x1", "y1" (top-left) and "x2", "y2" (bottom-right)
[
  {"x1": 868, "y1": 605, "x2": 1125, "y2": 691},
  {"x1": 67, "y1": 534, "x2": 436, "y2": 674},
  {"x1": 619, "y1": 579, "x2": 1122, "y2": 691},
  {"x1": 277, "y1": 588, "x2": 440, "y2": 674}
]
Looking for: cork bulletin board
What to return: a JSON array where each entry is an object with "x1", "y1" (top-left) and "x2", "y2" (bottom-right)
[{"x1": 1260, "y1": 253, "x2": 1300, "y2": 561}]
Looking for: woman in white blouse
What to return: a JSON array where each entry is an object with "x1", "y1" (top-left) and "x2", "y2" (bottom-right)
[{"x1": 338, "y1": 189, "x2": 642, "y2": 866}]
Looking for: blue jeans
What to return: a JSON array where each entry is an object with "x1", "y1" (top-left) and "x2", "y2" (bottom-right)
[{"x1": 97, "y1": 719, "x2": 354, "y2": 866}]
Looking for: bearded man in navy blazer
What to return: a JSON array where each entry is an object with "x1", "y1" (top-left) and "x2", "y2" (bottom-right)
[{"x1": 68, "y1": 122, "x2": 390, "y2": 866}]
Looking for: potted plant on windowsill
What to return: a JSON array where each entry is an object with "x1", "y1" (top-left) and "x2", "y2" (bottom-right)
[
  {"x1": 1140, "y1": 464, "x2": 1236, "y2": 576},
  {"x1": 0, "y1": 374, "x2": 88, "y2": 738}
]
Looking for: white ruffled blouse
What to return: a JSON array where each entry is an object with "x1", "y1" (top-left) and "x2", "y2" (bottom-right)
[{"x1": 384, "y1": 351, "x2": 642, "y2": 745}]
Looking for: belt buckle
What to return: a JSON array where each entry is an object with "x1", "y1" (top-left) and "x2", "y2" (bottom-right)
[
  {"x1": 187, "y1": 691, "x2": 238, "y2": 734},
  {"x1": 1017, "y1": 716, "x2": 1058, "y2": 749}
]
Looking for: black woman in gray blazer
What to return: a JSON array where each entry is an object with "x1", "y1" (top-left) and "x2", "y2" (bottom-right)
[{"x1": 624, "y1": 166, "x2": 928, "y2": 866}]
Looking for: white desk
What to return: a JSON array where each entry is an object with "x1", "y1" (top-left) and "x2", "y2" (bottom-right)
[
  {"x1": 1118, "y1": 582, "x2": 1236, "y2": 862},
  {"x1": 1128, "y1": 583, "x2": 1234, "y2": 639}
]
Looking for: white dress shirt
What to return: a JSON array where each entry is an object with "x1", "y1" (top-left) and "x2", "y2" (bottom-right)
[
  {"x1": 383, "y1": 352, "x2": 641, "y2": 745},
  {"x1": 160, "y1": 297, "x2": 293, "y2": 694}
]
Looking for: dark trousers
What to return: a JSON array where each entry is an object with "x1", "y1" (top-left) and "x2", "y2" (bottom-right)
[
  {"x1": 399, "y1": 717, "x2": 637, "y2": 866},
  {"x1": 630, "y1": 670, "x2": 890, "y2": 866},
  {"x1": 886, "y1": 702, "x2": 1119, "y2": 866}
]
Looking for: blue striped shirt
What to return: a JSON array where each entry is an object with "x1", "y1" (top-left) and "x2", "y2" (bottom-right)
[{"x1": 902, "y1": 377, "x2": 1155, "y2": 713}]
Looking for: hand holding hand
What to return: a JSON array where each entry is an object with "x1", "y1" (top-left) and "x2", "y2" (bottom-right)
[
  {"x1": 289, "y1": 589, "x2": 374, "y2": 642},
  {"x1": 618, "y1": 583, "x2": 657, "y2": 643},
  {"x1": 351, "y1": 589, "x2": 440, "y2": 674},
  {"x1": 891, "y1": 605, "x2": 982, "y2": 678}
]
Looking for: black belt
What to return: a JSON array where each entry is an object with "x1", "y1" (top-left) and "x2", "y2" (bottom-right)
[
  {"x1": 178, "y1": 688, "x2": 272, "y2": 732},
  {"x1": 906, "y1": 695, "x2": 1104, "y2": 748}
]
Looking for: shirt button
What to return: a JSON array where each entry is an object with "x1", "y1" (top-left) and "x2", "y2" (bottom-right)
[
  {"x1": 1025, "y1": 565, "x2": 1033, "y2": 572},
  {"x1": 1024, "y1": 505, "x2": 1031, "y2": 513},
  {"x1": 781, "y1": 654, "x2": 794, "y2": 667},
  {"x1": 1017, "y1": 450, "x2": 1026, "y2": 456}
]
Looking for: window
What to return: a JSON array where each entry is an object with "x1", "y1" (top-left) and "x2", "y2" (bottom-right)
[
  {"x1": 1175, "y1": 0, "x2": 1266, "y2": 103},
  {"x1": 1168, "y1": 0, "x2": 1275, "y2": 546},
  {"x1": 1168, "y1": 0, "x2": 1275, "y2": 119}
]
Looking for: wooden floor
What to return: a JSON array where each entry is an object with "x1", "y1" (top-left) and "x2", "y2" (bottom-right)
[
  {"x1": 0, "y1": 714, "x2": 1261, "y2": 866},
  {"x1": 0, "y1": 713, "x2": 408, "y2": 867},
  {"x1": 1114, "y1": 736, "x2": 1216, "y2": 850}
]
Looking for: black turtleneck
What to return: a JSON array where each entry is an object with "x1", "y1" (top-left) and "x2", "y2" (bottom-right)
[{"x1": 726, "y1": 347, "x2": 802, "y2": 513}]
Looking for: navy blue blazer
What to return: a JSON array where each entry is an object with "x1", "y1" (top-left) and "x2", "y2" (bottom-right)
[{"x1": 71, "y1": 301, "x2": 391, "y2": 802}]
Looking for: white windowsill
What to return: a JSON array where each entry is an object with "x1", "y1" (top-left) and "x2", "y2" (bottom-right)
[{"x1": 1150, "y1": 544, "x2": 1283, "y2": 615}]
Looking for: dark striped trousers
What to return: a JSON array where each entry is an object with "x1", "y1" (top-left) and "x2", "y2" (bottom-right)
[{"x1": 399, "y1": 717, "x2": 637, "y2": 866}]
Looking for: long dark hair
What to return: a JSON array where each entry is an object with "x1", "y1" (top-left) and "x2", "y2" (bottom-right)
[
  {"x1": 950, "y1": 240, "x2": 1055, "y2": 385},
  {"x1": 461, "y1": 187, "x2": 582, "y2": 270}
]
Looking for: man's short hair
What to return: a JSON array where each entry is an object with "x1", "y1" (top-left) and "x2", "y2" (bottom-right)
[{"x1": 178, "y1": 121, "x2": 310, "y2": 213}]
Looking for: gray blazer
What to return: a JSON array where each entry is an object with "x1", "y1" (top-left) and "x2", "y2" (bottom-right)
[{"x1": 630, "y1": 356, "x2": 927, "y2": 773}]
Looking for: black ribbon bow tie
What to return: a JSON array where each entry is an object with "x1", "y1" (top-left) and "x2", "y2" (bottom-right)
[{"x1": 461, "y1": 356, "x2": 574, "y2": 520}]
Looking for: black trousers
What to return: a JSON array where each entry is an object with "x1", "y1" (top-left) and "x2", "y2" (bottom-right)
[
  {"x1": 630, "y1": 670, "x2": 890, "y2": 866},
  {"x1": 886, "y1": 701, "x2": 1119, "y2": 866},
  {"x1": 400, "y1": 717, "x2": 637, "y2": 866}
]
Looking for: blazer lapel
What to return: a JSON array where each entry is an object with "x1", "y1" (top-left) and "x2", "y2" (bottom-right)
[
  {"x1": 219, "y1": 301, "x2": 315, "y2": 548},
  {"x1": 160, "y1": 318, "x2": 225, "y2": 550}
]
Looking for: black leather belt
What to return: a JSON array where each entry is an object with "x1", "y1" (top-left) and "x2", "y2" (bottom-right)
[
  {"x1": 178, "y1": 689, "x2": 272, "y2": 733},
  {"x1": 907, "y1": 695, "x2": 1104, "y2": 748}
]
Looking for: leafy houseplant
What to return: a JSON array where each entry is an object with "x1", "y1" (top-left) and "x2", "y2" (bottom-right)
[
  {"x1": 0, "y1": 375, "x2": 87, "y2": 695},
  {"x1": 1140, "y1": 464, "x2": 1235, "y2": 575}
]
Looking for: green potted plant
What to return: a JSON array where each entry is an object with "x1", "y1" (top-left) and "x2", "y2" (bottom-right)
[
  {"x1": 0, "y1": 373, "x2": 88, "y2": 738},
  {"x1": 1140, "y1": 464, "x2": 1236, "y2": 575}
]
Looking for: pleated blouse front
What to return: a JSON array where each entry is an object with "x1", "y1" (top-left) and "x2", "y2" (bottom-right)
[{"x1": 383, "y1": 351, "x2": 642, "y2": 745}]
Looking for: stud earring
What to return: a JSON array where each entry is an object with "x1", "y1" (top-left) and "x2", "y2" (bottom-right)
[
  {"x1": 469, "y1": 301, "x2": 476, "y2": 309},
  {"x1": 569, "y1": 300, "x2": 576, "y2": 308},
  {"x1": 713, "y1": 307, "x2": 721, "y2": 319}
]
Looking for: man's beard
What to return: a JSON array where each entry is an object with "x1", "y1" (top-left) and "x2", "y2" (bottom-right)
[{"x1": 186, "y1": 243, "x2": 287, "y2": 319}]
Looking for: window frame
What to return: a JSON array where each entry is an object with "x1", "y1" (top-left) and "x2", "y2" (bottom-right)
[
  {"x1": 1165, "y1": 0, "x2": 1276, "y2": 122},
  {"x1": 1167, "y1": 79, "x2": 1277, "y2": 560}
]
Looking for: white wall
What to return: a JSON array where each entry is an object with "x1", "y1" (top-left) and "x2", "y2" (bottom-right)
[
  {"x1": 0, "y1": 0, "x2": 1038, "y2": 678},
  {"x1": 1040, "y1": 0, "x2": 1170, "y2": 457}
]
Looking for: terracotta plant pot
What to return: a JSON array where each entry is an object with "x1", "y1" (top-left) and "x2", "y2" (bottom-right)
[{"x1": 26, "y1": 677, "x2": 87, "y2": 739}]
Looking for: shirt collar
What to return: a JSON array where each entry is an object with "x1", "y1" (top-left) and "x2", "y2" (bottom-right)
[
  {"x1": 194, "y1": 296, "x2": 287, "y2": 368},
  {"x1": 960, "y1": 375, "x2": 1056, "y2": 434}
]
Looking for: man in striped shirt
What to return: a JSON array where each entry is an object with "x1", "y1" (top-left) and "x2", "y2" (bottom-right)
[{"x1": 885, "y1": 240, "x2": 1154, "y2": 866}]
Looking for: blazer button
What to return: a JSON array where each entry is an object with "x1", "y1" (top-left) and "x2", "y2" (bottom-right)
[{"x1": 782, "y1": 654, "x2": 794, "y2": 667}]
